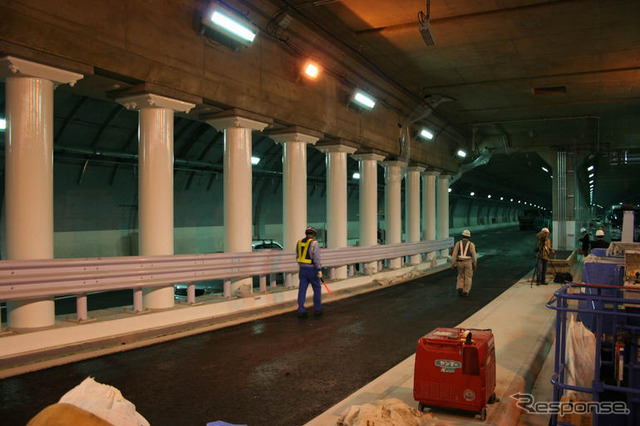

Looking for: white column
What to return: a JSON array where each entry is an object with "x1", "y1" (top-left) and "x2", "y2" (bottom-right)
[
  {"x1": 423, "y1": 171, "x2": 439, "y2": 260},
  {"x1": 204, "y1": 112, "x2": 270, "y2": 296},
  {"x1": 316, "y1": 141, "x2": 358, "y2": 280},
  {"x1": 437, "y1": 173, "x2": 451, "y2": 257},
  {"x1": 407, "y1": 165, "x2": 424, "y2": 265},
  {"x1": 353, "y1": 152, "x2": 386, "y2": 274},
  {"x1": 1, "y1": 57, "x2": 82, "y2": 329},
  {"x1": 117, "y1": 94, "x2": 194, "y2": 310},
  {"x1": 383, "y1": 161, "x2": 406, "y2": 269},
  {"x1": 269, "y1": 130, "x2": 320, "y2": 251}
]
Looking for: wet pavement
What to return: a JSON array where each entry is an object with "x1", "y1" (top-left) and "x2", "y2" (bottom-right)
[{"x1": 0, "y1": 227, "x2": 539, "y2": 426}]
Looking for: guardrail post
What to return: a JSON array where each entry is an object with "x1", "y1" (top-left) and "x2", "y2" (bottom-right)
[
  {"x1": 329, "y1": 267, "x2": 336, "y2": 281},
  {"x1": 133, "y1": 289, "x2": 144, "y2": 312},
  {"x1": 224, "y1": 279, "x2": 231, "y2": 298},
  {"x1": 270, "y1": 274, "x2": 277, "y2": 289},
  {"x1": 76, "y1": 293, "x2": 88, "y2": 322},
  {"x1": 187, "y1": 283, "x2": 196, "y2": 305},
  {"x1": 259, "y1": 275, "x2": 267, "y2": 293},
  {"x1": 348, "y1": 264, "x2": 355, "y2": 277},
  {"x1": 285, "y1": 273, "x2": 292, "y2": 288}
]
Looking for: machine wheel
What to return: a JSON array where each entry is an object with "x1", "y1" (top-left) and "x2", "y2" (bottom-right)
[
  {"x1": 488, "y1": 393, "x2": 496, "y2": 404},
  {"x1": 480, "y1": 407, "x2": 487, "y2": 421}
]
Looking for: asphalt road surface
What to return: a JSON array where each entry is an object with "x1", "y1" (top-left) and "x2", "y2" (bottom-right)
[{"x1": 0, "y1": 226, "x2": 540, "y2": 425}]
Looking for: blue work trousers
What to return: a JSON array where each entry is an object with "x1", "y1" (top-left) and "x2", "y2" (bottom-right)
[
  {"x1": 536, "y1": 258, "x2": 548, "y2": 284},
  {"x1": 298, "y1": 267, "x2": 322, "y2": 313}
]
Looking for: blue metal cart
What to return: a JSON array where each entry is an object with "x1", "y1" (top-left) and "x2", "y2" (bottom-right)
[{"x1": 547, "y1": 283, "x2": 640, "y2": 425}]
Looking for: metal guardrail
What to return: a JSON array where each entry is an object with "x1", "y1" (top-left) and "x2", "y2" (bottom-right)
[{"x1": 0, "y1": 238, "x2": 452, "y2": 320}]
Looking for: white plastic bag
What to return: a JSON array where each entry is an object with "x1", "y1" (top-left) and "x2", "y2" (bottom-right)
[
  {"x1": 565, "y1": 315, "x2": 596, "y2": 400},
  {"x1": 59, "y1": 377, "x2": 150, "y2": 426}
]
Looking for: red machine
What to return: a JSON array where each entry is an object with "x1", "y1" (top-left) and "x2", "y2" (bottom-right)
[{"x1": 413, "y1": 327, "x2": 496, "y2": 420}]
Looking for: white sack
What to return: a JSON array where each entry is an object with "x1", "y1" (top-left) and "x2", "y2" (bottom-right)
[{"x1": 565, "y1": 315, "x2": 596, "y2": 401}]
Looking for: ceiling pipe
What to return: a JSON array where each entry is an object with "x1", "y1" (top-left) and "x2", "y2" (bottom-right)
[
  {"x1": 398, "y1": 94, "x2": 453, "y2": 163},
  {"x1": 450, "y1": 147, "x2": 492, "y2": 185}
]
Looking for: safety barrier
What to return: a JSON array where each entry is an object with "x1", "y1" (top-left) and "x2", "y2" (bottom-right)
[{"x1": 0, "y1": 238, "x2": 453, "y2": 322}]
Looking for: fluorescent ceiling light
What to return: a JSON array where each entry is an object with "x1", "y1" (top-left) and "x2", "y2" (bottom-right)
[
  {"x1": 210, "y1": 10, "x2": 257, "y2": 43},
  {"x1": 588, "y1": 165, "x2": 594, "y2": 171},
  {"x1": 470, "y1": 192, "x2": 475, "y2": 196},
  {"x1": 251, "y1": 156, "x2": 260, "y2": 165},
  {"x1": 456, "y1": 149, "x2": 467, "y2": 158},
  {"x1": 588, "y1": 173, "x2": 594, "y2": 178},
  {"x1": 352, "y1": 172, "x2": 360, "y2": 179},
  {"x1": 541, "y1": 166, "x2": 549, "y2": 173},
  {"x1": 352, "y1": 91, "x2": 376, "y2": 110},
  {"x1": 303, "y1": 61, "x2": 320, "y2": 79},
  {"x1": 419, "y1": 128, "x2": 434, "y2": 140},
  {"x1": 589, "y1": 180, "x2": 594, "y2": 184},
  {"x1": 0, "y1": 118, "x2": 5, "y2": 131}
]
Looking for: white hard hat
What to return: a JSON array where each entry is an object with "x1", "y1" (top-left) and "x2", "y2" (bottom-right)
[
  {"x1": 462, "y1": 229, "x2": 471, "y2": 237},
  {"x1": 580, "y1": 227, "x2": 586, "y2": 233},
  {"x1": 596, "y1": 229, "x2": 605, "y2": 237},
  {"x1": 541, "y1": 227, "x2": 550, "y2": 233}
]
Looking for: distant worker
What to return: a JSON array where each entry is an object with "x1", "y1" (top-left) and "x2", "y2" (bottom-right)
[
  {"x1": 535, "y1": 227, "x2": 555, "y2": 285},
  {"x1": 591, "y1": 229, "x2": 610, "y2": 250},
  {"x1": 296, "y1": 226, "x2": 323, "y2": 318},
  {"x1": 451, "y1": 229, "x2": 477, "y2": 297},
  {"x1": 578, "y1": 227, "x2": 590, "y2": 256}
]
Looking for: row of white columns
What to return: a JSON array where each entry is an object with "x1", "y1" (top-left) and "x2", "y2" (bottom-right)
[{"x1": 1, "y1": 56, "x2": 450, "y2": 330}]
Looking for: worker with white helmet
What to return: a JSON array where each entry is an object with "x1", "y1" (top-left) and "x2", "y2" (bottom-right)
[
  {"x1": 591, "y1": 229, "x2": 610, "y2": 250},
  {"x1": 451, "y1": 229, "x2": 477, "y2": 297},
  {"x1": 535, "y1": 227, "x2": 555, "y2": 285},
  {"x1": 578, "y1": 227, "x2": 590, "y2": 256},
  {"x1": 296, "y1": 226, "x2": 323, "y2": 318}
]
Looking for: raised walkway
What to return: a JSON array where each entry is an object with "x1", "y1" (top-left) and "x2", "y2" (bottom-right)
[{"x1": 306, "y1": 271, "x2": 572, "y2": 425}]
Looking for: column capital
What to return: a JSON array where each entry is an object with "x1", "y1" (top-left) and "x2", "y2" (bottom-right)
[
  {"x1": 422, "y1": 169, "x2": 440, "y2": 177},
  {"x1": 116, "y1": 93, "x2": 195, "y2": 112},
  {"x1": 0, "y1": 56, "x2": 83, "y2": 86},
  {"x1": 201, "y1": 108, "x2": 272, "y2": 131},
  {"x1": 352, "y1": 149, "x2": 386, "y2": 163},
  {"x1": 407, "y1": 165, "x2": 425, "y2": 173},
  {"x1": 315, "y1": 139, "x2": 359, "y2": 154},
  {"x1": 437, "y1": 173, "x2": 453, "y2": 180},
  {"x1": 267, "y1": 126, "x2": 322, "y2": 145},
  {"x1": 382, "y1": 160, "x2": 407, "y2": 169}
]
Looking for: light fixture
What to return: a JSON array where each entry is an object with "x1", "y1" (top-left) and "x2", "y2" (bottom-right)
[
  {"x1": 303, "y1": 61, "x2": 320, "y2": 80},
  {"x1": 202, "y1": 2, "x2": 258, "y2": 48},
  {"x1": 589, "y1": 180, "x2": 594, "y2": 185},
  {"x1": 0, "y1": 118, "x2": 5, "y2": 131},
  {"x1": 541, "y1": 166, "x2": 549, "y2": 173},
  {"x1": 353, "y1": 172, "x2": 361, "y2": 179},
  {"x1": 510, "y1": 198, "x2": 513, "y2": 202},
  {"x1": 588, "y1": 173, "x2": 594, "y2": 178},
  {"x1": 487, "y1": 195, "x2": 492, "y2": 199},
  {"x1": 251, "y1": 156, "x2": 260, "y2": 165},
  {"x1": 419, "y1": 128, "x2": 434, "y2": 140},
  {"x1": 351, "y1": 90, "x2": 376, "y2": 110},
  {"x1": 588, "y1": 165, "x2": 594, "y2": 171},
  {"x1": 518, "y1": 200, "x2": 521, "y2": 204},
  {"x1": 470, "y1": 191, "x2": 475, "y2": 196},
  {"x1": 456, "y1": 149, "x2": 467, "y2": 158},
  {"x1": 500, "y1": 197, "x2": 504, "y2": 201},
  {"x1": 448, "y1": 188, "x2": 452, "y2": 193}
]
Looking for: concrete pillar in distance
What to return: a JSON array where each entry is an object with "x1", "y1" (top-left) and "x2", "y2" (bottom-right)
[
  {"x1": 383, "y1": 161, "x2": 406, "y2": 269},
  {"x1": 1, "y1": 56, "x2": 82, "y2": 329},
  {"x1": 423, "y1": 170, "x2": 439, "y2": 261},
  {"x1": 117, "y1": 93, "x2": 195, "y2": 310},
  {"x1": 316, "y1": 140, "x2": 359, "y2": 280},
  {"x1": 352, "y1": 151, "x2": 386, "y2": 274},
  {"x1": 437, "y1": 174, "x2": 451, "y2": 258},
  {"x1": 407, "y1": 165, "x2": 425, "y2": 265},
  {"x1": 203, "y1": 110, "x2": 271, "y2": 296}
]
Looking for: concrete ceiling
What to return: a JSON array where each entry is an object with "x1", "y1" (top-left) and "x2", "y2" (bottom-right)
[{"x1": 280, "y1": 0, "x2": 640, "y2": 209}]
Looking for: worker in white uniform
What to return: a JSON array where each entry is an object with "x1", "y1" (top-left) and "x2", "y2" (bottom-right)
[{"x1": 451, "y1": 229, "x2": 478, "y2": 297}]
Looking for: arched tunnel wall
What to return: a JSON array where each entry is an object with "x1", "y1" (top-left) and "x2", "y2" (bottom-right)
[{"x1": 1, "y1": 159, "x2": 528, "y2": 259}]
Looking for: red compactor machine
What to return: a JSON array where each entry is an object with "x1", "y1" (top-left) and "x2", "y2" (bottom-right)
[{"x1": 413, "y1": 327, "x2": 497, "y2": 421}]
